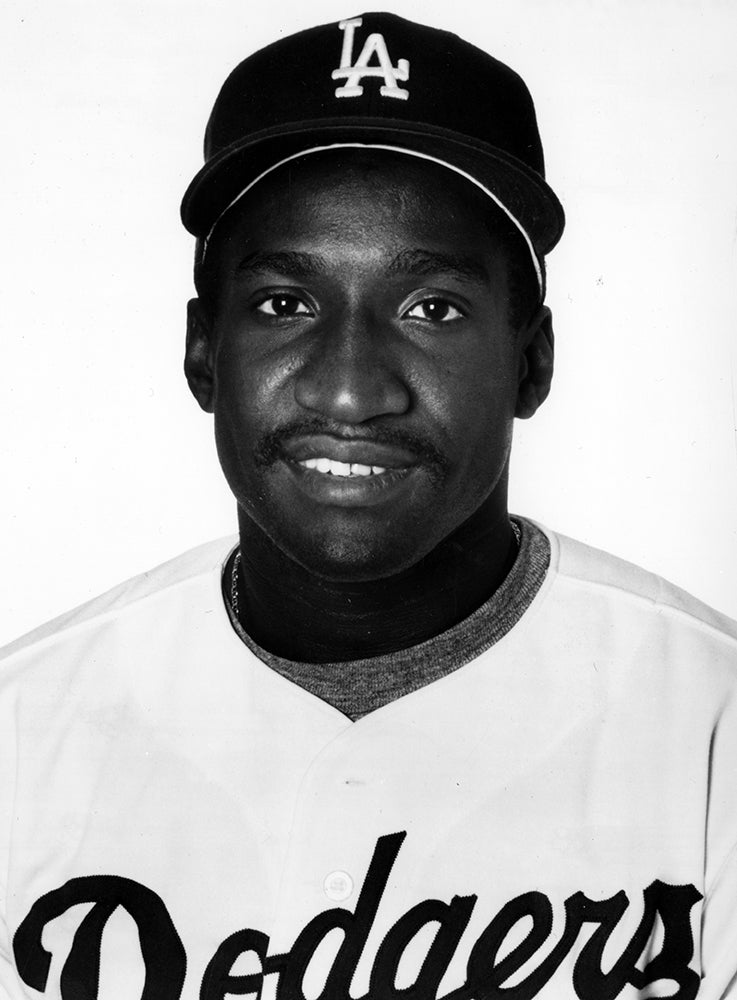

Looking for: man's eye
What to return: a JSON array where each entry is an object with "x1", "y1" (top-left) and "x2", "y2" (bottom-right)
[
  {"x1": 404, "y1": 298, "x2": 463, "y2": 322},
  {"x1": 255, "y1": 294, "x2": 312, "y2": 317}
]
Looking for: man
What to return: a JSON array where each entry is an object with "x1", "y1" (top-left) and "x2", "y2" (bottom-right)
[{"x1": 1, "y1": 12, "x2": 736, "y2": 999}]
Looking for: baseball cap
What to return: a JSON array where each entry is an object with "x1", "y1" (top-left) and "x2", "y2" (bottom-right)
[{"x1": 180, "y1": 12, "x2": 565, "y2": 293}]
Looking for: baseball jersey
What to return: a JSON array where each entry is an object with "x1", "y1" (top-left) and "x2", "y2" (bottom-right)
[{"x1": 1, "y1": 524, "x2": 736, "y2": 999}]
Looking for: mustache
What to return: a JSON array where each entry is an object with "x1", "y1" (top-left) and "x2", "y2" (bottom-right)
[{"x1": 254, "y1": 419, "x2": 449, "y2": 474}]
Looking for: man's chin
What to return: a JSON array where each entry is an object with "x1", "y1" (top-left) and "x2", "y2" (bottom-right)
[{"x1": 270, "y1": 521, "x2": 440, "y2": 584}]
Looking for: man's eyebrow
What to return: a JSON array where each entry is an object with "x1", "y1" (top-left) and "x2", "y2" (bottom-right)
[
  {"x1": 236, "y1": 250, "x2": 330, "y2": 277},
  {"x1": 385, "y1": 249, "x2": 490, "y2": 286}
]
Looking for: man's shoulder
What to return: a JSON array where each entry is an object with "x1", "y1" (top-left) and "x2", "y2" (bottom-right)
[
  {"x1": 544, "y1": 524, "x2": 737, "y2": 649},
  {"x1": 0, "y1": 536, "x2": 237, "y2": 666}
]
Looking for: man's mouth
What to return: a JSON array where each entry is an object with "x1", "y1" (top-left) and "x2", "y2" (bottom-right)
[
  {"x1": 288, "y1": 453, "x2": 412, "y2": 506},
  {"x1": 298, "y1": 457, "x2": 388, "y2": 477},
  {"x1": 255, "y1": 427, "x2": 447, "y2": 505},
  {"x1": 279, "y1": 433, "x2": 418, "y2": 474},
  {"x1": 272, "y1": 433, "x2": 422, "y2": 506}
]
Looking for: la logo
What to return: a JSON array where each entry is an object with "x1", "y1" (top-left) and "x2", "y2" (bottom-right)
[{"x1": 332, "y1": 18, "x2": 410, "y2": 100}]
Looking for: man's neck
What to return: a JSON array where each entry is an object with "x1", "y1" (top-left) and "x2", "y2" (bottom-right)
[{"x1": 230, "y1": 498, "x2": 519, "y2": 663}]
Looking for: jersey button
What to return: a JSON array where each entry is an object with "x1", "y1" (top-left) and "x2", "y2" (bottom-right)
[{"x1": 323, "y1": 870, "x2": 354, "y2": 901}]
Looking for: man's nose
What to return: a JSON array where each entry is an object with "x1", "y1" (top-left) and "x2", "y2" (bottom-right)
[{"x1": 293, "y1": 309, "x2": 411, "y2": 424}]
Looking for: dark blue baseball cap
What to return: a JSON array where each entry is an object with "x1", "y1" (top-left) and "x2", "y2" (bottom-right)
[{"x1": 181, "y1": 12, "x2": 565, "y2": 289}]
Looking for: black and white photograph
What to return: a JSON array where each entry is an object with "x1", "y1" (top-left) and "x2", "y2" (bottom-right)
[{"x1": 1, "y1": 2, "x2": 736, "y2": 997}]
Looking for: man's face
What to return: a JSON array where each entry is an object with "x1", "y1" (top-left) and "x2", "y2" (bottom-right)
[{"x1": 188, "y1": 152, "x2": 546, "y2": 581}]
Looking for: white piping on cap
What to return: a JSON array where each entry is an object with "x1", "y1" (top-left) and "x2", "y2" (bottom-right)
[{"x1": 201, "y1": 142, "x2": 543, "y2": 294}]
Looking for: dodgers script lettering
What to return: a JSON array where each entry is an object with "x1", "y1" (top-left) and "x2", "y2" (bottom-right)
[{"x1": 13, "y1": 832, "x2": 702, "y2": 999}]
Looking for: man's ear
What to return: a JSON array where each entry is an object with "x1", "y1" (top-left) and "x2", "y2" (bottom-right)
[
  {"x1": 515, "y1": 306, "x2": 554, "y2": 419},
  {"x1": 184, "y1": 298, "x2": 215, "y2": 413}
]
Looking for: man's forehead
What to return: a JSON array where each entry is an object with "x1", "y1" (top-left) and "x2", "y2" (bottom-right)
[
  {"x1": 234, "y1": 249, "x2": 492, "y2": 288},
  {"x1": 209, "y1": 157, "x2": 507, "y2": 282},
  {"x1": 225, "y1": 147, "x2": 491, "y2": 217}
]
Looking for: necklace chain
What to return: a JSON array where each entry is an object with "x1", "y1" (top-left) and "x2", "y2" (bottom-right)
[
  {"x1": 511, "y1": 518, "x2": 521, "y2": 547},
  {"x1": 229, "y1": 520, "x2": 521, "y2": 621},
  {"x1": 231, "y1": 550, "x2": 242, "y2": 618}
]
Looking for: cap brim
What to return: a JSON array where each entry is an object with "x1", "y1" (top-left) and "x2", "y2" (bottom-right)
[{"x1": 180, "y1": 118, "x2": 565, "y2": 257}]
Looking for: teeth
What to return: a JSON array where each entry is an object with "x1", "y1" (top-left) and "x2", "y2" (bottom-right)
[{"x1": 300, "y1": 458, "x2": 388, "y2": 477}]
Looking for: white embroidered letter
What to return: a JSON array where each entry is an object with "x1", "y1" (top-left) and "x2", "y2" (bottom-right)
[{"x1": 332, "y1": 18, "x2": 410, "y2": 100}]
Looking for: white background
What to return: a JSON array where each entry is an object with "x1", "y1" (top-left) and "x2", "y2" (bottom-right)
[{"x1": 1, "y1": 0, "x2": 736, "y2": 645}]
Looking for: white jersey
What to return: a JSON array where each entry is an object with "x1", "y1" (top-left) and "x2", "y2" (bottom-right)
[{"x1": 1, "y1": 526, "x2": 736, "y2": 999}]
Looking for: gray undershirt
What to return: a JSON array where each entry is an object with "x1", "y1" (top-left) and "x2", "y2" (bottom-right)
[{"x1": 225, "y1": 516, "x2": 550, "y2": 720}]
